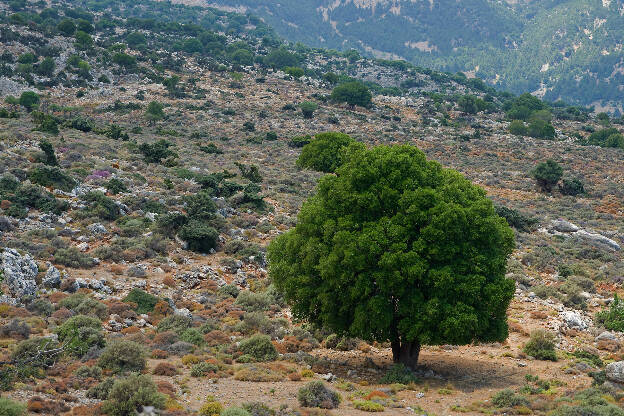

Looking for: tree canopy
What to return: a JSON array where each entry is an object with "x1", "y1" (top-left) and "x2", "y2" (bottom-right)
[
  {"x1": 268, "y1": 143, "x2": 515, "y2": 367},
  {"x1": 296, "y1": 132, "x2": 355, "y2": 173},
  {"x1": 330, "y1": 81, "x2": 372, "y2": 108}
]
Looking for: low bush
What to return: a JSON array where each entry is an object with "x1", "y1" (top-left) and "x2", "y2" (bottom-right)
[
  {"x1": 297, "y1": 381, "x2": 340, "y2": 409},
  {"x1": 53, "y1": 247, "x2": 96, "y2": 268},
  {"x1": 199, "y1": 396, "x2": 223, "y2": 416},
  {"x1": 491, "y1": 389, "x2": 529, "y2": 408},
  {"x1": 98, "y1": 339, "x2": 146, "y2": 374},
  {"x1": 379, "y1": 363, "x2": 419, "y2": 384},
  {"x1": 55, "y1": 314, "x2": 104, "y2": 357},
  {"x1": 523, "y1": 330, "x2": 557, "y2": 361},
  {"x1": 74, "y1": 365, "x2": 102, "y2": 380},
  {"x1": 353, "y1": 400, "x2": 384, "y2": 412},
  {"x1": 28, "y1": 166, "x2": 75, "y2": 192},
  {"x1": 123, "y1": 289, "x2": 159, "y2": 314},
  {"x1": 191, "y1": 362, "x2": 219, "y2": 377},
  {"x1": 86, "y1": 377, "x2": 115, "y2": 399},
  {"x1": 157, "y1": 314, "x2": 193, "y2": 335},
  {"x1": 222, "y1": 407, "x2": 251, "y2": 416},
  {"x1": 0, "y1": 397, "x2": 27, "y2": 416},
  {"x1": 595, "y1": 294, "x2": 624, "y2": 331},
  {"x1": 242, "y1": 402, "x2": 274, "y2": 416},
  {"x1": 153, "y1": 362, "x2": 178, "y2": 376},
  {"x1": 238, "y1": 335, "x2": 278, "y2": 362},
  {"x1": 234, "y1": 290, "x2": 272, "y2": 312},
  {"x1": 101, "y1": 374, "x2": 166, "y2": 416}
]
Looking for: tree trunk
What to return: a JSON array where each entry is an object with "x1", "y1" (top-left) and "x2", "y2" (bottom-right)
[{"x1": 391, "y1": 339, "x2": 420, "y2": 369}]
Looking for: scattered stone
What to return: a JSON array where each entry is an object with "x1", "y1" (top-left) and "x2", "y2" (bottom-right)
[
  {"x1": 87, "y1": 222, "x2": 108, "y2": 234},
  {"x1": 127, "y1": 265, "x2": 147, "y2": 278},
  {"x1": 42, "y1": 264, "x2": 62, "y2": 288},
  {"x1": 606, "y1": 361, "x2": 624, "y2": 384},
  {"x1": 1, "y1": 248, "x2": 38, "y2": 299}
]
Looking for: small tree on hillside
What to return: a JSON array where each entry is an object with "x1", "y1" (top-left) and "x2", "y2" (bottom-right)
[
  {"x1": 19, "y1": 91, "x2": 39, "y2": 112},
  {"x1": 268, "y1": 144, "x2": 515, "y2": 368},
  {"x1": 145, "y1": 101, "x2": 164, "y2": 125},
  {"x1": 330, "y1": 82, "x2": 372, "y2": 108},
  {"x1": 531, "y1": 160, "x2": 563, "y2": 192}
]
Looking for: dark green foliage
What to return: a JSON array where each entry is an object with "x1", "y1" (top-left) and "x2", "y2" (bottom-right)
[
  {"x1": 531, "y1": 160, "x2": 563, "y2": 192},
  {"x1": 242, "y1": 402, "x2": 274, "y2": 416},
  {"x1": 38, "y1": 139, "x2": 58, "y2": 166},
  {"x1": 87, "y1": 377, "x2": 115, "y2": 400},
  {"x1": 145, "y1": 101, "x2": 164, "y2": 123},
  {"x1": 495, "y1": 205, "x2": 538, "y2": 232},
  {"x1": 572, "y1": 350, "x2": 603, "y2": 368},
  {"x1": 11, "y1": 336, "x2": 60, "y2": 369},
  {"x1": 52, "y1": 247, "x2": 96, "y2": 268},
  {"x1": 263, "y1": 47, "x2": 300, "y2": 69},
  {"x1": 238, "y1": 334, "x2": 278, "y2": 361},
  {"x1": 178, "y1": 220, "x2": 219, "y2": 252},
  {"x1": 101, "y1": 374, "x2": 166, "y2": 416},
  {"x1": 379, "y1": 363, "x2": 419, "y2": 384},
  {"x1": 508, "y1": 120, "x2": 527, "y2": 136},
  {"x1": 199, "y1": 142, "x2": 223, "y2": 154},
  {"x1": 57, "y1": 18, "x2": 76, "y2": 36},
  {"x1": 156, "y1": 212, "x2": 188, "y2": 234},
  {"x1": 191, "y1": 362, "x2": 219, "y2": 377},
  {"x1": 505, "y1": 93, "x2": 546, "y2": 121},
  {"x1": 297, "y1": 381, "x2": 340, "y2": 409},
  {"x1": 180, "y1": 328, "x2": 205, "y2": 346},
  {"x1": 106, "y1": 178, "x2": 128, "y2": 195},
  {"x1": 523, "y1": 330, "x2": 557, "y2": 361},
  {"x1": 235, "y1": 162, "x2": 263, "y2": 183},
  {"x1": 296, "y1": 132, "x2": 354, "y2": 173},
  {"x1": 551, "y1": 388, "x2": 624, "y2": 416},
  {"x1": 491, "y1": 389, "x2": 529, "y2": 408},
  {"x1": 330, "y1": 81, "x2": 372, "y2": 108},
  {"x1": 184, "y1": 190, "x2": 217, "y2": 220},
  {"x1": 559, "y1": 178, "x2": 585, "y2": 196},
  {"x1": 138, "y1": 139, "x2": 177, "y2": 163},
  {"x1": 123, "y1": 289, "x2": 159, "y2": 314},
  {"x1": 0, "y1": 178, "x2": 68, "y2": 217},
  {"x1": 527, "y1": 118, "x2": 556, "y2": 139},
  {"x1": 112, "y1": 52, "x2": 136, "y2": 68},
  {"x1": 19, "y1": 91, "x2": 39, "y2": 111},
  {"x1": 457, "y1": 94, "x2": 489, "y2": 114},
  {"x1": 299, "y1": 101, "x2": 317, "y2": 119},
  {"x1": 595, "y1": 294, "x2": 624, "y2": 332},
  {"x1": 269, "y1": 144, "x2": 515, "y2": 367},
  {"x1": 81, "y1": 191, "x2": 121, "y2": 220},
  {"x1": 55, "y1": 315, "x2": 104, "y2": 357},
  {"x1": 585, "y1": 128, "x2": 624, "y2": 149},
  {"x1": 98, "y1": 340, "x2": 146, "y2": 374},
  {"x1": 36, "y1": 57, "x2": 55, "y2": 77},
  {"x1": 28, "y1": 166, "x2": 75, "y2": 192},
  {"x1": 288, "y1": 135, "x2": 312, "y2": 148}
]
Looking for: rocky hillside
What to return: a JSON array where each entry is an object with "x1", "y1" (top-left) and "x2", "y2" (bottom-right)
[
  {"x1": 1, "y1": 0, "x2": 624, "y2": 415},
  {"x1": 207, "y1": 0, "x2": 624, "y2": 110}
]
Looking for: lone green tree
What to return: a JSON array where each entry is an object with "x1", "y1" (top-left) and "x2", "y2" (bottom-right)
[
  {"x1": 145, "y1": 101, "x2": 164, "y2": 125},
  {"x1": 330, "y1": 82, "x2": 372, "y2": 108},
  {"x1": 531, "y1": 160, "x2": 563, "y2": 192},
  {"x1": 268, "y1": 144, "x2": 515, "y2": 368},
  {"x1": 19, "y1": 91, "x2": 39, "y2": 112}
]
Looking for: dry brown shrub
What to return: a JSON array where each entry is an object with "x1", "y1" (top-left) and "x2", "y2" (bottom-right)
[
  {"x1": 204, "y1": 330, "x2": 230, "y2": 346},
  {"x1": 508, "y1": 322, "x2": 528, "y2": 335},
  {"x1": 121, "y1": 326, "x2": 140, "y2": 335},
  {"x1": 157, "y1": 380, "x2": 177, "y2": 398},
  {"x1": 27, "y1": 396, "x2": 70, "y2": 413},
  {"x1": 109, "y1": 264, "x2": 125, "y2": 275},
  {"x1": 153, "y1": 362, "x2": 179, "y2": 376},
  {"x1": 163, "y1": 276, "x2": 176, "y2": 287},
  {"x1": 530, "y1": 311, "x2": 548, "y2": 319},
  {"x1": 152, "y1": 349, "x2": 169, "y2": 359}
]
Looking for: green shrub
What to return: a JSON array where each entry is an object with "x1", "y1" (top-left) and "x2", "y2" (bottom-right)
[
  {"x1": 551, "y1": 388, "x2": 624, "y2": 416},
  {"x1": 238, "y1": 334, "x2": 278, "y2": 362},
  {"x1": 508, "y1": 120, "x2": 527, "y2": 136},
  {"x1": 491, "y1": 389, "x2": 529, "y2": 408},
  {"x1": 379, "y1": 363, "x2": 419, "y2": 384},
  {"x1": 242, "y1": 402, "x2": 274, "y2": 416},
  {"x1": 106, "y1": 178, "x2": 128, "y2": 195},
  {"x1": 178, "y1": 220, "x2": 218, "y2": 253},
  {"x1": 495, "y1": 205, "x2": 538, "y2": 232},
  {"x1": 595, "y1": 294, "x2": 624, "y2": 331},
  {"x1": 531, "y1": 160, "x2": 563, "y2": 192},
  {"x1": 11, "y1": 337, "x2": 59, "y2": 368},
  {"x1": 28, "y1": 166, "x2": 75, "y2": 192},
  {"x1": 221, "y1": 407, "x2": 252, "y2": 416},
  {"x1": 101, "y1": 374, "x2": 166, "y2": 416},
  {"x1": 86, "y1": 377, "x2": 115, "y2": 399},
  {"x1": 157, "y1": 314, "x2": 193, "y2": 335},
  {"x1": 353, "y1": 400, "x2": 384, "y2": 412},
  {"x1": 138, "y1": 139, "x2": 177, "y2": 164},
  {"x1": 55, "y1": 314, "x2": 104, "y2": 357},
  {"x1": 297, "y1": 381, "x2": 340, "y2": 409},
  {"x1": 559, "y1": 178, "x2": 585, "y2": 196},
  {"x1": 180, "y1": 328, "x2": 204, "y2": 346},
  {"x1": 234, "y1": 290, "x2": 272, "y2": 312},
  {"x1": 296, "y1": 132, "x2": 355, "y2": 173},
  {"x1": 191, "y1": 362, "x2": 219, "y2": 377},
  {"x1": 52, "y1": 247, "x2": 96, "y2": 268},
  {"x1": 98, "y1": 339, "x2": 146, "y2": 374},
  {"x1": 123, "y1": 289, "x2": 159, "y2": 314},
  {"x1": 81, "y1": 191, "x2": 120, "y2": 220},
  {"x1": 0, "y1": 397, "x2": 26, "y2": 416},
  {"x1": 523, "y1": 330, "x2": 557, "y2": 361},
  {"x1": 74, "y1": 365, "x2": 103, "y2": 380}
]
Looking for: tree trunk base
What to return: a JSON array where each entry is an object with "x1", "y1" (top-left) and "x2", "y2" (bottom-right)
[{"x1": 391, "y1": 340, "x2": 420, "y2": 369}]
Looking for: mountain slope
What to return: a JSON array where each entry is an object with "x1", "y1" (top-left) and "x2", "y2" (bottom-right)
[{"x1": 207, "y1": 0, "x2": 624, "y2": 110}]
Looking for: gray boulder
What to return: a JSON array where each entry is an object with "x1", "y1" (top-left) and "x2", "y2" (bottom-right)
[
  {"x1": 551, "y1": 219, "x2": 579, "y2": 233},
  {"x1": 606, "y1": 361, "x2": 624, "y2": 384},
  {"x1": 1, "y1": 248, "x2": 38, "y2": 298},
  {"x1": 42, "y1": 264, "x2": 61, "y2": 288}
]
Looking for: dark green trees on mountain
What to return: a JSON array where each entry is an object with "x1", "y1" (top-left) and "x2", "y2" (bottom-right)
[
  {"x1": 330, "y1": 82, "x2": 372, "y2": 108},
  {"x1": 268, "y1": 143, "x2": 515, "y2": 368}
]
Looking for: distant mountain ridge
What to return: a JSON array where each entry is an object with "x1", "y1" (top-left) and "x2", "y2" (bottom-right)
[{"x1": 206, "y1": 0, "x2": 624, "y2": 110}]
